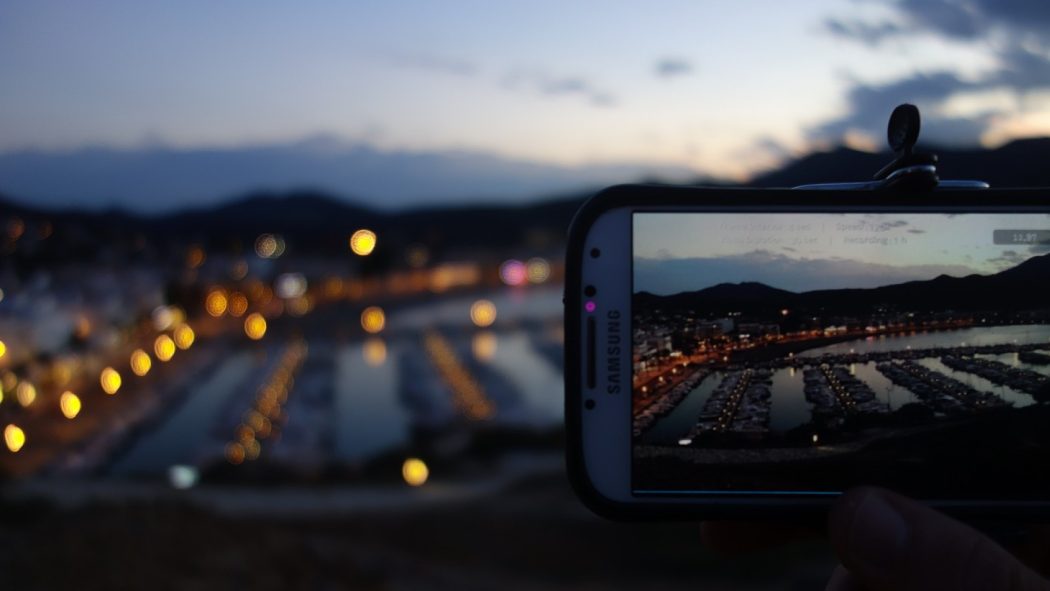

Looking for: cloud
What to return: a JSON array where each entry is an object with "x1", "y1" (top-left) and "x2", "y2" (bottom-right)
[
  {"x1": 815, "y1": 1, "x2": 1050, "y2": 147},
  {"x1": 634, "y1": 250, "x2": 979, "y2": 294},
  {"x1": 654, "y1": 58, "x2": 693, "y2": 79},
  {"x1": 986, "y1": 249, "x2": 1027, "y2": 269},
  {"x1": 809, "y1": 71, "x2": 992, "y2": 146},
  {"x1": 502, "y1": 70, "x2": 616, "y2": 106},
  {"x1": 824, "y1": 18, "x2": 907, "y2": 46}
]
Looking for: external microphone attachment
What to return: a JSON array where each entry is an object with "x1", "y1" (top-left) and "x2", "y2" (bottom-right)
[{"x1": 792, "y1": 103, "x2": 989, "y2": 191}]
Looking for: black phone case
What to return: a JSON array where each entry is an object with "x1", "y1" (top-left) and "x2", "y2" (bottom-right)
[{"x1": 564, "y1": 184, "x2": 1050, "y2": 521}]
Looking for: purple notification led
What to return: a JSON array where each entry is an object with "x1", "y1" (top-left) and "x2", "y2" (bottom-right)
[{"x1": 585, "y1": 301, "x2": 596, "y2": 313}]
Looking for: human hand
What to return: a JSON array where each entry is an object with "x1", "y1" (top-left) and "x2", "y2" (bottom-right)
[
  {"x1": 825, "y1": 487, "x2": 1049, "y2": 591},
  {"x1": 701, "y1": 487, "x2": 1050, "y2": 590}
]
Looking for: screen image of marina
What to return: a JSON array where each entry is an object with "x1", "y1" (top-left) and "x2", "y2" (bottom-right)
[{"x1": 632, "y1": 212, "x2": 1050, "y2": 496}]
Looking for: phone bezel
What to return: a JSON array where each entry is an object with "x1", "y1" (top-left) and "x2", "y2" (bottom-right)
[{"x1": 565, "y1": 184, "x2": 1050, "y2": 521}]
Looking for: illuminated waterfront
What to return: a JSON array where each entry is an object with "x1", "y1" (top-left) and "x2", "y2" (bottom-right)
[{"x1": 639, "y1": 326, "x2": 1050, "y2": 445}]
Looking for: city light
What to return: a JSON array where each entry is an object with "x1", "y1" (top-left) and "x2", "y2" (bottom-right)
[
  {"x1": 154, "y1": 334, "x2": 176, "y2": 362},
  {"x1": 350, "y1": 229, "x2": 377, "y2": 256},
  {"x1": 100, "y1": 367, "x2": 122, "y2": 395},
  {"x1": 424, "y1": 332, "x2": 494, "y2": 420},
  {"x1": 225, "y1": 442, "x2": 246, "y2": 465},
  {"x1": 186, "y1": 245, "x2": 206, "y2": 269},
  {"x1": 174, "y1": 324, "x2": 195, "y2": 350},
  {"x1": 244, "y1": 313, "x2": 267, "y2": 340},
  {"x1": 130, "y1": 349, "x2": 152, "y2": 376},
  {"x1": 363, "y1": 337, "x2": 387, "y2": 366},
  {"x1": 470, "y1": 299, "x2": 497, "y2": 327},
  {"x1": 16, "y1": 381, "x2": 36, "y2": 407},
  {"x1": 168, "y1": 465, "x2": 199, "y2": 490},
  {"x1": 275, "y1": 273, "x2": 307, "y2": 299},
  {"x1": 0, "y1": 339, "x2": 6, "y2": 359},
  {"x1": 205, "y1": 289, "x2": 228, "y2": 317},
  {"x1": 472, "y1": 331, "x2": 497, "y2": 361},
  {"x1": 152, "y1": 306, "x2": 176, "y2": 331},
  {"x1": 402, "y1": 457, "x2": 429, "y2": 487},
  {"x1": 255, "y1": 233, "x2": 285, "y2": 258},
  {"x1": 287, "y1": 296, "x2": 312, "y2": 317},
  {"x1": 228, "y1": 292, "x2": 249, "y2": 317},
  {"x1": 59, "y1": 391, "x2": 81, "y2": 419},
  {"x1": 361, "y1": 306, "x2": 386, "y2": 334},
  {"x1": 526, "y1": 257, "x2": 551, "y2": 283},
  {"x1": 4, "y1": 424, "x2": 25, "y2": 453},
  {"x1": 499, "y1": 259, "x2": 527, "y2": 286}
]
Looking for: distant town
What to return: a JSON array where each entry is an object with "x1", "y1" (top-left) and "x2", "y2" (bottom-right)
[{"x1": 632, "y1": 253, "x2": 1050, "y2": 453}]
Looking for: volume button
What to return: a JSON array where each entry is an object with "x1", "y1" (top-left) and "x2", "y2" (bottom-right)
[{"x1": 586, "y1": 317, "x2": 596, "y2": 389}]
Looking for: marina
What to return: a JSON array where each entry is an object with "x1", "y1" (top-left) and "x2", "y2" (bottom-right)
[{"x1": 636, "y1": 326, "x2": 1050, "y2": 445}]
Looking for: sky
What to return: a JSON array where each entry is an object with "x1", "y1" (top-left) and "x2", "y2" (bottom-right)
[
  {"x1": 2, "y1": 1, "x2": 1050, "y2": 210},
  {"x1": 633, "y1": 212, "x2": 1050, "y2": 294}
]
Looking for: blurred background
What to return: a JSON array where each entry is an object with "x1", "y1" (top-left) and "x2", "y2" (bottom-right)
[{"x1": 2, "y1": 1, "x2": 1050, "y2": 589}]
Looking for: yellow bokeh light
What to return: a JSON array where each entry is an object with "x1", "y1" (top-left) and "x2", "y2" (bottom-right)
[
  {"x1": 130, "y1": 349, "x2": 152, "y2": 376},
  {"x1": 363, "y1": 337, "x2": 387, "y2": 366},
  {"x1": 205, "y1": 289, "x2": 228, "y2": 317},
  {"x1": 174, "y1": 324, "x2": 195, "y2": 350},
  {"x1": 154, "y1": 334, "x2": 176, "y2": 362},
  {"x1": 245, "y1": 313, "x2": 267, "y2": 340},
  {"x1": 526, "y1": 257, "x2": 551, "y2": 283},
  {"x1": 350, "y1": 229, "x2": 377, "y2": 256},
  {"x1": 360, "y1": 306, "x2": 386, "y2": 334},
  {"x1": 225, "y1": 442, "x2": 246, "y2": 465},
  {"x1": 4, "y1": 424, "x2": 25, "y2": 453},
  {"x1": 0, "y1": 339, "x2": 6, "y2": 359},
  {"x1": 16, "y1": 381, "x2": 36, "y2": 407},
  {"x1": 402, "y1": 457, "x2": 429, "y2": 487},
  {"x1": 472, "y1": 331, "x2": 498, "y2": 361},
  {"x1": 244, "y1": 438, "x2": 261, "y2": 461},
  {"x1": 100, "y1": 367, "x2": 122, "y2": 395},
  {"x1": 228, "y1": 292, "x2": 249, "y2": 317},
  {"x1": 59, "y1": 391, "x2": 81, "y2": 419},
  {"x1": 470, "y1": 299, "x2": 497, "y2": 328}
]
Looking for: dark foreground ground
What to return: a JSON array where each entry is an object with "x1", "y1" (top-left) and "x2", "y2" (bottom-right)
[{"x1": 0, "y1": 472, "x2": 836, "y2": 590}]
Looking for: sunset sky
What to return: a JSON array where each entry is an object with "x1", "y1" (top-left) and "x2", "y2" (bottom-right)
[
  {"x1": 634, "y1": 212, "x2": 1050, "y2": 294},
  {"x1": 2, "y1": 1, "x2": 1050, "y2": 208}
]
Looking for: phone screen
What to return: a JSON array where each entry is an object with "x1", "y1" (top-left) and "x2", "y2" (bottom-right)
[{"x1": 631, "y1": 212, "x2": 1050, "y2": 498}]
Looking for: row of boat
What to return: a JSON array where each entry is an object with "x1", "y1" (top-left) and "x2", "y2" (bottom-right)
[
  {"x1": 682, "y1": 368, "x2": 774, "y2": 441},
  {"x1": 876, "y1": 360, "x2": 1008, "y2": 416},
  {"x1": 1019, "y1": 351, "x2": 1050, "y2": 366},
  {"x1": 940, "y1": 355, "x2": 1050, "y2": 398}
]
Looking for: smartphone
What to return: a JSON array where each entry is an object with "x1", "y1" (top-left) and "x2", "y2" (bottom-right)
[{"x1": 565, "y1": 184, "x2": 1050, "y2": 520}]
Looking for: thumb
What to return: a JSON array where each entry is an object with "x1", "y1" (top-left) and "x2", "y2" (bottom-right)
[{"x1": 828, "y1": 487, "x2": 1050, "y2": 591}]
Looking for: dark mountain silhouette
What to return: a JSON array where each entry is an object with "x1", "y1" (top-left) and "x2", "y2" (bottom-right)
[
  {"x1": 3, "y1": 137, "x2": 1050, "y2": 261},
  {"x1": 750, "y1": 138, "x2": 1050, "y2": 188},
  {"x1": 0, "y1": 189, "x2": 585, "y2": 260},
  {"x1": 637, "y1": 253, "x2": 1050, "y2": 315},
  {"x1": 0, "y1": 139, "x2": 692, "y2": 213},
  {"x1": 635, "y1": 282, "x2": 799, "y2": 312}
]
